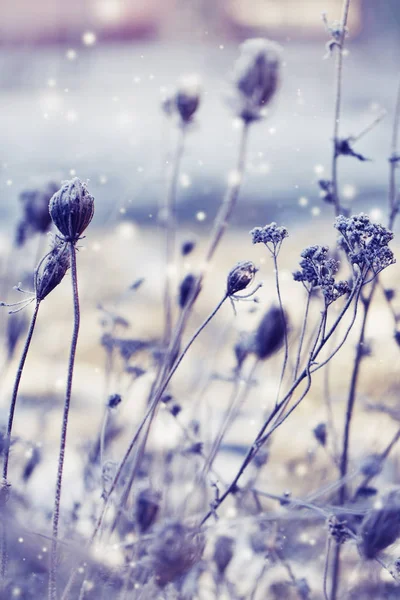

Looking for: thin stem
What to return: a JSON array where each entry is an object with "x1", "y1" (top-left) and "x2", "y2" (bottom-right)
[
  {"x1": 49, "y1": 243, "x2": 80, "y2": 600},
  {"x1": 108, "y1": 294, "x2": 229, "y2": 531},
  {"x1": 272, "y1": 254, "x2": 288, "y2": 403},
  {"x1": 330, "y1": 72, "x2": 400, "y2": 600},
  {"x1": 2, "y1": 300, "x2": 40, "y2": 482},
  {"x1": 163, "y1": 125, "x2": 186, "y2": 345},
  {"x1": 203, "y1": 359, "x2": 259, "y2": 476},
  {"x1": 293, "y1": 291, "x2": 311, "y2": 380},
  {"x1": 389, "y1": 75, "x2": 400, "y2": 216},
  {"x1": 331, "y1": 0, "x2": 352, "y2": 216},
  {"x1": 324, "y1": 537, "x2": 331, "y2": 600},
  {"x1": 200, "y1": 281, "x2": 361, "y2": 526}
]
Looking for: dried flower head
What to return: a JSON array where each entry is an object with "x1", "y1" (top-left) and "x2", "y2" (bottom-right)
[
  {"x1": 293, "y1": 244, "x2": 350, "y2": 305},
  {"x1": 227, "y1": 261, "x2": 257, "y2": 296},
  {"x1": 176, "y1": 75, "x2": 201, "y2": 123},
  {"x1": 253, "y1": 305, "x2": 286, "y2": 360},
  {"x1": 163, "y1": 75, "x2": 201, "y2": 124},
  {"x1": 230, "y1": 38, "x2": 282, "y2": 123},
  {"x1": 213, "y1": 536, "x2": 235, "y2": 575},
  {"x1": 250, "y1": 222, "x2": 288, "y2": 256},
  {"x1": 149, "y1": 521, "x2": 205, "y2": 587},
  {"x1": 49, "y1": 177, "x2": 94, "y2": 242},
  {"x1": 135, "y1": 488, "x2": 161, "y2": 533},
  {"x1": 335, "y1": 213, "x2": 395, "y2": 275},
  {"x1": 34, "y1": 241, "x2": 70, "y2": 301},
  {"x1": 15, "y1": 182, "x2": 57, "y2": 246}
]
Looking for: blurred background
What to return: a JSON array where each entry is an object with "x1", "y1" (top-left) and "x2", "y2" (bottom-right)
[{"x1": 0, "y1": 0, "x2": 400, "y2": 229}]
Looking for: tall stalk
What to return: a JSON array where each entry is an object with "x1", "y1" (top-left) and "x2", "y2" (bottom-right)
[
  {"x1": 49, "y1": 244, "x2": 80, "y2": 600},
  {"x1": 330, "y1": 72, "x2": 400, "y2": 600},
  {"x1": 330, "y1": 0, "x2": 352, "y2": 216},
  {"x1": 163, "y1": 125, "x2": 187, "y2": 345}
]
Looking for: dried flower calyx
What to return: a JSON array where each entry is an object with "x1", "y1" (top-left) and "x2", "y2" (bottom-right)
[
  {"x1": 231, "y1": 38, "x2": 282, "y2": 123},
  {"x1": 293, "y1": 245, "x2": 350, "y2": 305},
  {"x1": 49, "y1": 177, "x2": 94, "y2": 242},
  {"x1": 335, "y1": 213, "x2": 395, "y2": 274},
  {"x1": 226, "y1": 261, "x2": 258, "y2": 296},
  {"x1": 250, "y1": 222, "x2": 288, "y2": 254}
]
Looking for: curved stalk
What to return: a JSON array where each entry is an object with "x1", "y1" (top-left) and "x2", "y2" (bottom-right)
[
  {"x1": 49, "y1": 243, "x2": 80, "y2": 600},
  {"x1": 2, "y1": 301, "x2": 40, "y2": 482}
]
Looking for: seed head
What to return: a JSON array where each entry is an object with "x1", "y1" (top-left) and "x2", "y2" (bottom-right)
[
  {"x1": 34, "y1": 241, "x2": 70, "y2": 301},
  {"x1": 231, "y1": 38, "x2": 282, "y2": 123},
  {"x1": 335, "y1": 213, "x2": 395, "y2": 275},
  {"x1": 250, "y1": 222, "x2": 288, "y2": 253},
  {"x1": 253, "y1": 305, "x2": 286, "y2": 360},
  {"x1": 227, "y1": 261, "x2": 257, "y2": 296},
  {"x1": 49, "y1": 177, "x2": 94, "y2": 242}
]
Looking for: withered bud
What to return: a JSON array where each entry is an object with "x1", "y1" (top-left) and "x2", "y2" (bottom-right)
[
  {"x1": 34, "y1": 241, "x2": 70, "y2": 301},
  {"x1": 181, "y1": 239, "x2": 196, "y2": 256},
  {"x1": 227, "y1": 261, "x2": 257, "y2": 296},
  {"x1": 179, "y1": 273, "x2": 198, "y2": 309},
  {"x1": 22, "y1": 446, "x2": 41, "y2": 482},
  {"x1": 49, "y1": 177, "x2": 94, "y2": 242},
  {"x1": 107, "y1": 393, "x2": 122, "y2": 409},
  {"x1": 253, "y1": 305, "x2": 286, "y2": 360},
  {"x1": 313, "y1": 423, "x2": 327, "y2": 447},
  {"x1": 176, "y1": 75, "x2": 201, "y2": 123},
  {"x1": 213, "y1": 536, "x2": 235, "y2": 575},
  {"x1": 231, "y1": 38, "x2": 282, "y2": 122},
  {"x1": 135, "y1": 488, "x2": 161, "y2": 533},
  {"x1": 359, "y1": 506, "x2": 400, "y2": 559}
]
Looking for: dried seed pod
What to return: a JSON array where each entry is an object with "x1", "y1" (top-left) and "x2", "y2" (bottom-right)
[
  {"x1": 135, "y1": 488, "x2": 161, "y2": 533},
  {"x1": 49, "y1": 177, "x2": 94, "y2": 242},
  {"x1": 149, "y1": 521, "x2": 205, "y2": 587},
  {"x1": 253, "y1": 305, "x2": 286, "y2": 360},
  {"x1": 213, "y1": 535, "x2": 235, "y2": 575},
  {"x1": 227, "y1": 261, "x2": 257, "y2": 296},
  {"x1": 34, "y1": 241, "x2": 70, "y2": 301}
]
